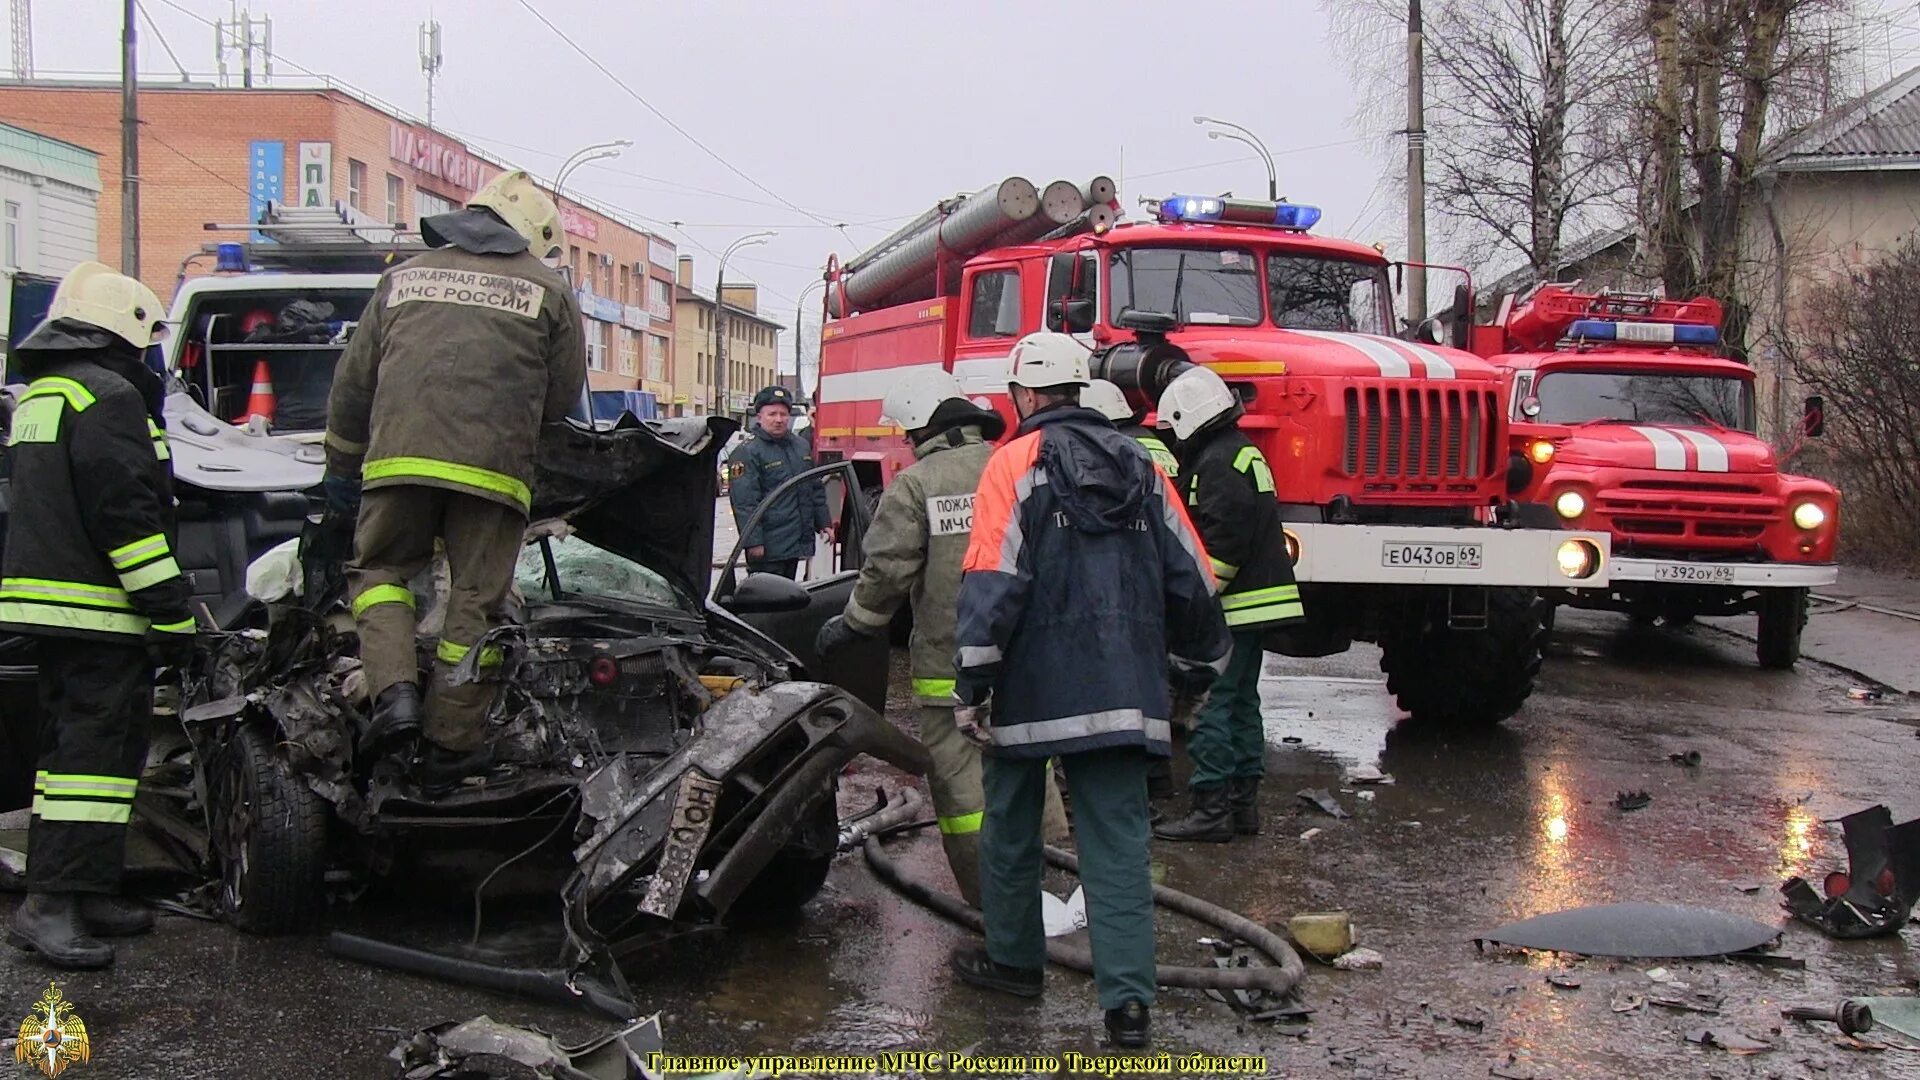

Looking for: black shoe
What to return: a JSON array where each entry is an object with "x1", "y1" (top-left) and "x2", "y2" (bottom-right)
[
  {"x1": 415, "y1": 741, "x2": 494, "y2": 791},
  {"x1": 1105, "y1": 1000, "x2": 1150, "y2": 1048},
  {"x1": 1228, "y1": 776, "x2": 1261, "y2": 836},
  {"x1": 948, "y1": 946, "x2": 1043, "y2": 999},
  {"x1": 360, "y1": 682, "x2": 423, "y2": 757},
  {"x1": 1147, "y1": 760, "x2": 1177, "y2": 801},
  {"x1": 7, "y1": 893, "x2": 114, "y2": 969},
  {"x1": 80, "y1": 894, "x2": 154, "y2": 937},
  {"x1": 1153, "y1": 784, "x2": 1234, "y2": 843}
]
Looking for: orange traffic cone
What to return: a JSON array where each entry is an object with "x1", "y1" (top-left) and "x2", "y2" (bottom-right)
[{"x1": 237, "y1": 359, "x2": 276, "y2": 424}]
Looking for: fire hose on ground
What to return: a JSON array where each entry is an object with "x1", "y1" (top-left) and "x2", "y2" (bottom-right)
[{"x1": 860, "y1": 802, "x2": 1305, "y2": 998}]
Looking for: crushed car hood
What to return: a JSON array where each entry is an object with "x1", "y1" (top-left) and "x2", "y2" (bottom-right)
[{"x1": 530, "y1": 414, "x2": 739, "y2": 597}]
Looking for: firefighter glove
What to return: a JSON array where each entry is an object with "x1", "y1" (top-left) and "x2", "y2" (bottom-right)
[
  {"x1": 813, "y1": 614, "x2": 873, "y2": 658},
  {"x1": 322, "y1": 472, "x2": 362, "y2": 520}
]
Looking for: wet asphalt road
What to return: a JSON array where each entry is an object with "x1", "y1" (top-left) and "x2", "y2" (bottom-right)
[{"x1": 5, "y1": 610, "x2": 1920, "y2": 1079}]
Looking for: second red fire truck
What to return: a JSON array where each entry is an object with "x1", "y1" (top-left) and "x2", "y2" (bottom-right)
[{"x1": 813, "y1": 179, "x2": 1611, "y2": 727}]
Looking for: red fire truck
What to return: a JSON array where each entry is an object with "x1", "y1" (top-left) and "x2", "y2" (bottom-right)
[
  {"x1": 813, "y1": 180, "x2": 1612, "y2": 727},
  {"x1": 1476, "y1": 286, "x2": 1839, "y2": 667}
]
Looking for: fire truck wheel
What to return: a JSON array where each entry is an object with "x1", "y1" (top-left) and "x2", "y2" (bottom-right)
[
  {"x1": 1756, "y1": 587, "x2": 1809, "y2": 669},
  {"x1": 1379, "y1": 588, "x2": 1546, "y2": 727}
]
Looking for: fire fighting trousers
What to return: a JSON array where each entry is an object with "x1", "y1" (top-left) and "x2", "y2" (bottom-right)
[
  {"x1": 981, "y1": 747, "x2": 1153, "y2": 1010},
  {"x1": 917, "y1": 705, "x2": 1068, "y2": 907},
  {"x1": 27, "y1": 637, "x2": 151, "y2": 895},
  {"x1": 1187, "y1": 632, "x2": 1267, "y2": 789},
  {"x1": 347, "y1": 486, "x2": 525, "y2": 752}
]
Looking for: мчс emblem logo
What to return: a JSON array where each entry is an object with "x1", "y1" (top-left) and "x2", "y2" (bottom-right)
[{"x1": 15, "y1": 981, "x2": 90, "y2": 1077}]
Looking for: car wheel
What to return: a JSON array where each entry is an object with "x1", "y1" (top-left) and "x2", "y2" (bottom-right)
[
  {"x1": 208, "y1": 723, "x2": 329, "y2": 934},
  {"x1": 727, "y1": 784, "x2": 838, "y2": 923}
]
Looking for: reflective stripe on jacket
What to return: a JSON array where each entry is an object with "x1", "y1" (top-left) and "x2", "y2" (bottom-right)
[
  {"x1": 953, "y1": 406, "x2": 1230, "y2": 759},
  {"x1": 1122, "y1": 423, "x2": 1180, "y2": 478},
  {"x1": 324, "y1": 245, "x2": 587, "y2": 513},
  {"x1": 1181, "y1": 427, "x2": 1304, "y2": 630},
  {"x1": 1, "y1": 358, "x2": 191, "y2": 642},
  {"x1": 843, "y1": 425, "x2": 991, "y2": 704}
]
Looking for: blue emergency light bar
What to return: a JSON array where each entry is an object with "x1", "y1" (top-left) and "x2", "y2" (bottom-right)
[
  {"x1": 1568, "y1": 319, "x2": 1718, "y2": 345},
  {"x1": 1158, "y1": 194, "x2": 1322, "y2": 231}
]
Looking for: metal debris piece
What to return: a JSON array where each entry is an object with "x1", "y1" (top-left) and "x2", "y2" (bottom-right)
[
  {"x1": 1249, "y1": 1002, "x2": 1315, "y2": 1022},
  {"x1": 389, "y1": 1013, "x2": 677, "y2": 1080},
  {"x1": 1299, "y1": 828, "x2": 1323, "y2": 842},
  {"x1": 1849, "y1": 687, "x2": 1885, "y2": 702},
  {"x1": 1645, "y1": 967, "x2": 1681, "y2": 984},
  {"x1": 1781, "y1": 1000, "x2": 1874, "y2": 1036},
  {"x1": 1298, "y1": 789, "x2": 1350, "y2": 819},
  {"x1": 1332, "y1": 947, "x2": 1384, "y2": 971},
  {"x1": 1281, "y1": 736, "x2": 1305, "y2": 744},
  {"x1": 1356, "y1": 790, "x2": 1377, "y2": 802},
  {"x1": 1651, "y1": 995, "x2": 1721, "y2": 1015},
  {"x1": 1474, "y1": 902, "x2": 1778, "y2": 959},
  {"x1": 1547, "y1": 974, "x2": 1582, "y2": 990},
  {"x1": 1489, "y1": 1056, "x2": 1539, "y2": 1079},
  {"x1": 1668, "y1": 750, "x2": 1702, "y2": 767},
  {"x1": 1613, "y1": 790, "x2": 1652, "y2": 811},
  {"x1": 1781, "y1": 804, "x2": 1920, "y2": 939},
  {"x1": 1684, "y1": 1027, "x2": 1771, "y2": 1054},
  {"x1": 1344, "y1": 765, "x2": 1393, "y2": 785},
  {"x1": 1610, "y1": 993, "x2": 1645, "y2": 1013}
]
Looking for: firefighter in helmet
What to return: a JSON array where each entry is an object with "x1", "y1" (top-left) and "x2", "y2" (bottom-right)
[
  {"x1": 726, "y1": 384, "x2": 830, "y2": 578},
  {"x1": 1082, "y1": 378, "x2": 1180, "y2": 478},
  {"x1": 325, "y1": 168, "x2": 586, "y2": 789},
  {"x1": 1152, "y1": 366, "x2": 1306, "y2": 843},
  {"x1": 1, "y1": 262, "x2": 191, "y2": 967},
  {"x1": 813, "y1": 370, "x2": 1066, "y2": 905}
]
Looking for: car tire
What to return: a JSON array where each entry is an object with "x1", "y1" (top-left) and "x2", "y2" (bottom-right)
[
  {"x1": 727, "y1": 785, "x2": 838, "y2": 923},
  {"x1": 208, "y1": 723, "x2": 329, "y2": 934},
  {"x1": 1378, "y1": 587, "x2": 1546, "y2": 728},
  {"x1": 1756, "y1": 587, "x2": 1808, "y2": 670}
]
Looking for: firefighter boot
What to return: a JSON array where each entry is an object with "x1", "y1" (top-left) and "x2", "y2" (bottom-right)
[
  {"x1": 7, "y1": 893, "x2": 114, "y2": 969},
  {"x1": 360, "y1": 681, "x2": 424, "y2": 757},
  {"x1": 80, "y1": 895, "x2": 154, "y2": 937},
  {"x1": 1153, "y1": 784, "x2": 1234, "y2": 843},
  {"x1": 416, "y1": 741, "x2": 495, "y2": 792},
  {"x1": 1228, "y1": 777, "x2": 1261, "y2": 836}
]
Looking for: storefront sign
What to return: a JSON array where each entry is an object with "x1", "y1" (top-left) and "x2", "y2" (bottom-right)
[
  {"x1": 388, "y1": 123, "x2": 489, "y2": 192},
  {"x1": 576, "y1": 287, "x2": 621, "y2": 323},
  {"x1": 648, "y1": 236, "x2": 675, "y2": 270},
  {"x1": 622, "y1": 304, "x2": 649, "y2": 331},
  {"x1": 561, "y1": 206, "x2": 600, "y2": 241},
  {"x1": 297, "y1": 142, "x2": 332, "y2": 207},
  {"x1": 248, "y1": 140, "x2": 284, "y2": 242}
]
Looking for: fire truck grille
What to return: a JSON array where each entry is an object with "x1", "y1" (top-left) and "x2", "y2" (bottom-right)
[{"x1": 1342, "y1": 384, "x2": 1500, "y2": 481}]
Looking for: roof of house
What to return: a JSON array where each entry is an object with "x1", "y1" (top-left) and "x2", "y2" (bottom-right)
[{"x1": 674, "y1": 284, "x2": 785, "y2": 330}]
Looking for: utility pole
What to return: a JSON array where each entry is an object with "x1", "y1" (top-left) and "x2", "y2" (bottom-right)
[
  {"x1": 1405, "y1": 0, "x2": 1428, "y2": 325},
  {"x1": 795, "y1": 279, "x2": 824, "y2": 403},
  {"x1": 709, "y1": 231, "x2": 773, "y2": 417},
  {"x1": 120, "y1": 0, "x2": 139, "y2": 279}
]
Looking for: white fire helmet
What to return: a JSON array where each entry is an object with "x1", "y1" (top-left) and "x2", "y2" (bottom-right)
[
  {"x1": 1159, "y1": 366, "x2": 1239, "y2": 442},
  {"x1": 1007, "y1": 331, "x2": 1091, "y2": 389},
  {"x1": 879, "y1": 368, "x2": 966, "y2": 431},
  {"x1": 43, "y1": 261, "x2": 167, "y2": 350},
  {"x1": 1081, "y1": 379, "x2": 1134, "y2": 423},
  {"x1": 469, "y1": 169, "x2": 563, "y2": 259}
]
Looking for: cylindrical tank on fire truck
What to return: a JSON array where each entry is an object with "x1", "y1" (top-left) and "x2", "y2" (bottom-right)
[
  {"x1": 1039, "y1": 180, "x2": 1087, "y2": 225},
  {"x1": 1085, "y1": 176, "x2": 1117, "y2": 206},
  {"x1": 828, "y1": 177, "x2": 1040, "y2": 316},
  {"x1": 1091, "y1": 338, "x2": 1195, "y2": 400}
]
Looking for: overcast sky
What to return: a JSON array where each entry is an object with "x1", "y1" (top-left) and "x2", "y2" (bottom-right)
[{"x1": 33, "y1": 0, "x2": 1920, "y2": 371}]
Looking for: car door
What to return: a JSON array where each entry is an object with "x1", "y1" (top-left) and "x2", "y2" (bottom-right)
[{"x1": 714, "y1": 461, "x2": 890, "y2": 712}]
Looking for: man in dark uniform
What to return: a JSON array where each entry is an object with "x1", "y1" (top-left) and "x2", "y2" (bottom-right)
[
  {"x1": 727, "y1": 384, "x2": 829, "y2": 578},
  {"x1": 1, "y1": 262, "x2": 193, "y2": 968},
  {"x1": 325, "y1": 168, "x2": 586, "y2": 788}
]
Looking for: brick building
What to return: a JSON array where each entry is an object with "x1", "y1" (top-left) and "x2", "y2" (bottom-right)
[
  {"x1": 0, "y1": 79, "x2": 675, "y2": 399},
  {"x1": 673, "y1": 255, "x2": 783, "y2": 420}
]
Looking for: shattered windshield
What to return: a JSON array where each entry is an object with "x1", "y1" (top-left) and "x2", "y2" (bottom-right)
[
  {"x1": 1108, "y1": 246, "x2": 1262, "y2": 326},
  {"x1": 1534, "y1": 370, "x2": 1756, "y2": 430},
  {"x1": 1266, "y1": 255, "x2": 1394, "y2": 333},
  {"x1": 514, "y1": 534, "x2": 689, "y2": 610}
]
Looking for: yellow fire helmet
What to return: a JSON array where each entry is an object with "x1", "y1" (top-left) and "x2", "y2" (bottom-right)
[
  {"x1": 43, "y1": 261, "x2": 167, "y2": 350},
  {"x1": 469, "y1": 169, "x2": 563, "y2": 258}
]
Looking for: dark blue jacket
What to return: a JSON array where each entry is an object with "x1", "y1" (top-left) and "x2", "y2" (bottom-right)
[
  {"x1": 727, "y1": 424, "x2": 829, "y2": 561},
  {"x1": 952, "y1": 405, "x2": 1229, "y2": 759}
]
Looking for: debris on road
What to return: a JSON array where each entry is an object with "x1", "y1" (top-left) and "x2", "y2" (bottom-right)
[
  {"x1": 1489, "y1": 1054, "x2": 1541, "y2": 1079},
  {"x1": 1668, "y1": 750, "x2": 1702, "y2": 767},
  {"x1": 1685, "y1": 1027, "x2": 1772, "y2": 1054},
  {"x1": 1546, "y1": 974, "x2": 1581, "y2": 990},
  {"x1": 1332, "y1": 947, "x2": 1384, "y2": 971},
  {"x1": 1644, "y1": 967, "x2": 1682, "y2": 985},
  {"x1": 1849, "y1": 686, "x2": 1886, "y2": 702},
  {"x1": 1613, "y1": 790, "x2": 1652, "y2": 811},
  {"x1": 1611, "y1": 993, "x2": 1646, "y2": 1013},
  {"x1": 1299, "y1": 828, "x2": 1324, "y2": 842},
  {"x1": 389, "y1": 1013, "x2": 699, "y2": 1080},
  {"x1": 1780, "y1": 1000, "x2": 1875, "y2": 1036},
  {"x1": 1355, "y1": 790, "x2": 1376, "y2": 802},
  {"x1": 1474, "y1": 902, "x2": 1778, "y2": 958},
  {"x1": 1651, "y1": 994, "x2": 1722, "y2": 1015},
  {"x1": 1781, "y1": 804, "x2": 1920, "y2": 939},
  {"x1": 1288, "y1": 911, "x2": 1354, "y2": 961},
  {"x1": 1343, "y1": 765, "x2": 1393, "y2": 785},
  {"x1": 1042, "y1": 886, "x2": 1088, "y2": 937},
  {"x1": 1298, "y1": 789, "x2": 1350, "y2": 819}
]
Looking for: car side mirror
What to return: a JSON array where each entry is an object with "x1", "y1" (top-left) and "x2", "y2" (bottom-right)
[
  {"x1": 1415, "y1": 317, "x2": 1445, "y2": 345},
  {"x1": 1802, "y1": 394, "x2": 1825, "y2": 438},
  {"x1": 1447, "y1": 282, "x2": 1473, "y2": 350},
  {"x1": 1048, "y1": 297, "x2": 1096, "y2": 334},
  {"x1": 718, "y1": 572, "x2": 812, "y2": 614}
]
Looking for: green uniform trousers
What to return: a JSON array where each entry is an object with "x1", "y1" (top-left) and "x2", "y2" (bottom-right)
[
  {"x1": 1187, "y1": 631, "x2": 1267, "y2": 790},
  {"x1": 919, "y1": 705, "x2": 1068, "y2": 907},
  {"x1": 347, "y1": 486, "x2": 525, "y2": 751},
  {"x1": 981, "y1": 747, "x2": 1154, "y2": 1010}
]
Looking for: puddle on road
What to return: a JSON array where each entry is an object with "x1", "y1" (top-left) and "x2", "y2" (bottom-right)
[{"x1": 1256, "y1": 663, "x2": 1398, "y2": 769}]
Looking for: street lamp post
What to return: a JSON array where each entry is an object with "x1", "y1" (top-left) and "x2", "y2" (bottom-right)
[
  {"x1": 795, "y1": 278, "x2": 825, "y2": 402},
  {"x1": 711, "y1": 230, "x2": 775, "y2": 418},
  {"x1": 553, "y1": 138, "x2": 633, "y2": 206},
  {"x1": 1193, "y1": 116, "x2": 1277, "y2": 201}
]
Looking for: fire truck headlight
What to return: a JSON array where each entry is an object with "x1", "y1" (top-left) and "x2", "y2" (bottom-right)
[
  {"x1": 1554, "y1": 489, "x2": 1587, "y2": 520},
  {"x1": 1283, "y1": 528, "x2": 1301, "y2": 566},
  {"x1": 1527, "y1": 439, "x2": 1555, "y2": 465},
  {"x1": 1791, "y1": 501, "x2": 1827, "y2": 531},
  {"x1": 1556, "y1": 539, "x2": 1602, "y2": 580}
]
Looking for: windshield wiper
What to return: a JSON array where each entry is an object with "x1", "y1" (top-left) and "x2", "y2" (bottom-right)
[{"x1": 1572, "y1": 416, "x2": 1637, "y2": 427}]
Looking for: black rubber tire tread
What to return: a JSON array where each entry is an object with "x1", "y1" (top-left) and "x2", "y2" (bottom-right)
[
  {"x1": 1756, "y1": 587, "x2": 1808, "y2": 670},
  {"x1": 727, "y1": 789, "x2": 838, "y2": 923},
  {"x1": 217, "y1": 724, "x2": 329, "y2": 934},
  {"x1": 1378, "y1": 587, "x2": 1546, "y2": 727}
]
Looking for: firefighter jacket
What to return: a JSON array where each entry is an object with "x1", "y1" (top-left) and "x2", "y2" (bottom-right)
[
  {"x1": 1122, "y1": 422, "x2": 1180, "y2": 478},
  {"x1": 842, "y1": 425, "x2": 992, "y2": 705},
  {"x1": 0, "y1": 342, "x2": 193, "y2": 643},
  {"x1": 953, "y1": 406, "x2": 1230, "y2": 760},
  {"x1": 727, "y1": 425, "x2": 830, "y2": 561},
  {"x1": 1180, "y1": 426, "x2": 1305, "y2": 631},
  {"x1": 325, "y1": 244, "x2": 586, "y2": 514}
]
